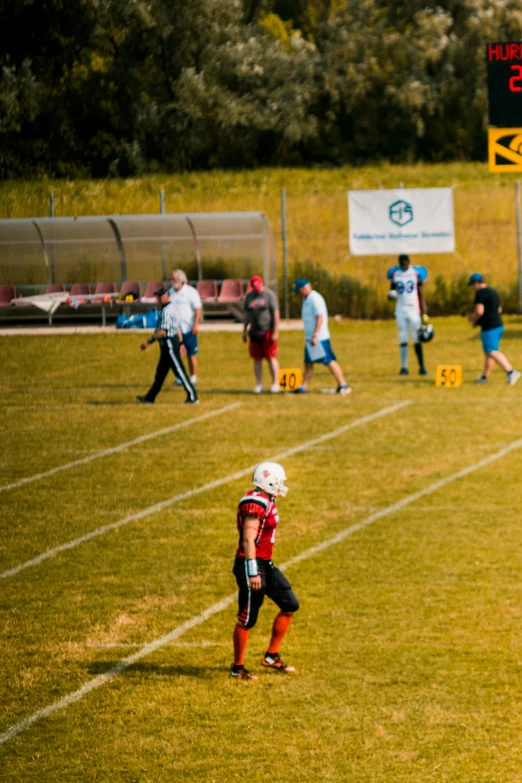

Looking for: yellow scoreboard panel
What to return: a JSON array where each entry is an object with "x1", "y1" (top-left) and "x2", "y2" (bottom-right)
[{"x1": 488, "y1": 127, "x2": 522, "y2": 172}]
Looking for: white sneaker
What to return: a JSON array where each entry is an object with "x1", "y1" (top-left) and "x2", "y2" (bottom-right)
[
  {"x1": 252, "y1": 385, "x2": 264, "y2": 394},
  {"x1": 336, "y1": 384, "x2": 352, "y2": 396},
  {"x1": 507, "y1": 369, "x2": 521, "y2": 386},
  {"x1": 270, "y1": 384, "x2": 280, "y2": 393}
]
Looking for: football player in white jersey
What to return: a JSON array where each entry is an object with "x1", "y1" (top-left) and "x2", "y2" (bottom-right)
[{"x1": 387, "y1": 254, "x2": 429, "y2": 376}]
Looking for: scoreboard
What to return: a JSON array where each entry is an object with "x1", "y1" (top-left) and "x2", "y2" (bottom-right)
[
  {"x1": 487, "y1": 42, "x2": 522, "y2": 171},
  {"x1": 487, "y1": 42, "x2": 522, "y2": 127}
]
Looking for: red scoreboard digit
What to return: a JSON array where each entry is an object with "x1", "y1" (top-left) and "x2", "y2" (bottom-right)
[{"x1": 487, "y1": 42, "x2": 522, "y2": 127}]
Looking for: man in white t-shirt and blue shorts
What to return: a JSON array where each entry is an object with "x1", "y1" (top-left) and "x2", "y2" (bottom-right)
[
  {"x1": 169, "y1": 269, "x2": 202, "y2": 386},
  {"x1": 293, "y1": 278, "x2": 351, "y2": 395}
]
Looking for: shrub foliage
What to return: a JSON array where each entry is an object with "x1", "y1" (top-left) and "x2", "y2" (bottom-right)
[{"x1": 286, "y1": 261, "x2": 520, "y2": 319}]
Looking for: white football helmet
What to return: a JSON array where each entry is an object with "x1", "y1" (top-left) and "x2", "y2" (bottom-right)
[{"x1": 252, "y1": 462, "x2": 288, "y2": 497}]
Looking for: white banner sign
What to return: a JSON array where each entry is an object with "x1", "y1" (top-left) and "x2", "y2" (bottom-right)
[{"x1": 348, "y1": 187, "x2": 455, "y2": 255}]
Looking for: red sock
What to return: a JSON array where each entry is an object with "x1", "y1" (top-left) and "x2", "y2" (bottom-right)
[
  {"x1": 267, "y1": 612, "x2": 293, "y2": 655},
  {"x1": 233, "y1": 623, "x2": 249, "y2": 666}
]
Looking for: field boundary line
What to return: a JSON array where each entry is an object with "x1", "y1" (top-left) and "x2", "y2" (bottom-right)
[
  {"x1": 0, "y1": 402, "x2": 242, "y2": 494},
  {"x1": 0, "y1": 321, "x2": 303, "y2": 337},
  {"x1": 0, "y1": 401, "x2": 410, "y2": 581},
  {"x1": 3, "y1": 428, "x2": 522, "y2": 745}
]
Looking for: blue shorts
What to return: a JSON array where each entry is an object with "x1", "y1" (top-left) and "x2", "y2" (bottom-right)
[
  {"x1": 304, "y1": 339, "x2": 337, "y2": 365},
  {"x1": 481, "y1": 326, "x2": 504, "y2": 354},
  {"x1": 182, "y1": 332, "x2": 198, "y2": 356}
]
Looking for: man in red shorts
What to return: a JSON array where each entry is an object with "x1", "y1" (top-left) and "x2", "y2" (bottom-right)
[
  {"x1": 242, "y1": 275, "x2": 280, "y2": 393},
  {"x1": 231, "y1": 461, "x2": 299, "y2": 681}
]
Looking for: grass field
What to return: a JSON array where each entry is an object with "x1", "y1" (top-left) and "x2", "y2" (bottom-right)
[
  {"x1": 1, "y1": 163, "x2": 521, "y2": 290},
  {"x1": 3, "y1": 317, "x2": 522, "y2": 782}
]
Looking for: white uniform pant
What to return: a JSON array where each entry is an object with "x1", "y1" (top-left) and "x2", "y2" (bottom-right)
[{"x1": 396, "y1": 308, "x2": 421, "y2": 344}]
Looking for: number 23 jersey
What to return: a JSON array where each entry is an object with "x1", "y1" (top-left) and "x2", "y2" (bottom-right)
[{"x1": 235, "y1": 489, "x2": 279, "y2": 561}]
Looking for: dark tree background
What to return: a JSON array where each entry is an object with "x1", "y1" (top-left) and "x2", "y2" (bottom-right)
[{"x1": 1, "y1": 0, "x2": 520, "y2": 178}]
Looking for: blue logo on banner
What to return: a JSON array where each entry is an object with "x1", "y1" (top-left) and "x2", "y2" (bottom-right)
[{"x1": 389, "y1": 200, "x2": 413, "y2": 227}]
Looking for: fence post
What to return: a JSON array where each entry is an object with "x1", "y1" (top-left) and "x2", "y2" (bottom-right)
[
  {"x1": 515, "y1": 179, "x2": 522, "y2": 313},
  {"x1": 262, "y1": 215, "x2": 268, "y2": 293},
  {"x1": 48, "y1": 194, "x2": 56, "y2": 282},
  {"x1": 281, "y1": 188, "x2": 289, "y2": 319},
  {"x1": 159, "y1": 189, "x2": 167, "y2": 280}
]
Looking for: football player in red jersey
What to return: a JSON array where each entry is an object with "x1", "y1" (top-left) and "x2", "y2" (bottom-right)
[{"x1": 230, "y1": 461, "x2": 299, "y2": 681}]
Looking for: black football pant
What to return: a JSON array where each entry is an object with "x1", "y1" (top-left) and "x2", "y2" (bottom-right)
[
  {"x1": 144, "y1": 337, "x2": 197, "y2": 403},
  {"x1": 233, "y1": 557, "x2": 299, "y2": 630}
]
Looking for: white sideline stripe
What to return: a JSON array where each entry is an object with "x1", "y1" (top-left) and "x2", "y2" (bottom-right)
[
  {"x1": 86, "y1": 641, "x2": 226, "y2": 649},
  {"x1": 0, "y1": 403, "x2": 241, "y2": 494},
  {"x1": 0, "y1": 401, "x2": 410, "y2": 581},
  {"x1": 3, "y1": 430, "x2": 522, "y2": 746}
]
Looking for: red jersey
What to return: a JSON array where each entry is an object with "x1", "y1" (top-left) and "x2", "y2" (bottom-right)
[{"x1": 235, "y1": 489, "x2": 279, "y2": 561}]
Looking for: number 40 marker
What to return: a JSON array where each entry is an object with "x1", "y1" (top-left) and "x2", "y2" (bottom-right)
[{"x1": 278, "y1": 368, "x2": 304, "y2": 392}]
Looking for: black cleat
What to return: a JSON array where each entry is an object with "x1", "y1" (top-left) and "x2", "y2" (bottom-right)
[
  {"x1": 261, "y1": 652, "x2": 296, "y2": 673},
  {"x1": 419, "y1": 367, "x2": 428, "y2": 376},
  {"x1": 137, "y1": 395, "x2": 153, "y2": 404},
  {"x1": 230, "y1": 665, "x2": 258, "y2": 681},
  {"x1": 398, "y1": 367, "x2": 409, "y2": 376}
]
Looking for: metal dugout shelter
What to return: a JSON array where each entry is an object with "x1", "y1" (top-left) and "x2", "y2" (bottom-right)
[{"x1": 0, "y1": 212, "x2": 278, "y2": 295}]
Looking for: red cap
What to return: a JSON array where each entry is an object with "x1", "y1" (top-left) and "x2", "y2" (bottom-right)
[{"x1": 250, "y1": 275, "x2": 263, "y2": 292}]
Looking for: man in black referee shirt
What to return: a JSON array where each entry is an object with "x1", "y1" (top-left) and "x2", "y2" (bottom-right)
[{"x1": 137, "y1": 286, "x2": 198, "y2": 404}]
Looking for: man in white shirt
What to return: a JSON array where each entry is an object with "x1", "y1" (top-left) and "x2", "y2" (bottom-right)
[
  {"x1": 293, "y1": 278, "x2": 351, "y2": 395},
  {"x1": 387, "y1": 254, "x2": 428, "y2": 376},
  {"x1": 169, "y1": 269, "x2": 202, "y2": 386}
]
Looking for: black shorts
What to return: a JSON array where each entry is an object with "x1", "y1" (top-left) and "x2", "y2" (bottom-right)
[{"x1": 233, "y1": 557, "x2": 299, "y2": 630}]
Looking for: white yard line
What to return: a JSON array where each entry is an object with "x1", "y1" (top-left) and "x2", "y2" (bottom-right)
[
  {"x1": 279, "y1": 436, "x2": 522, "y2": 569},
  {"x1": 0, "y1": 402, "x2": 241, "y2": 495},
  {"x1": 0, "y1": 401, "x2": 410, "y2": 581},
  {"x1": 413, "y1": 398, "x2": 522, "y2": 404},
  {"x1": 2, "y1": 428, "x2": 522, "y2": 745}
]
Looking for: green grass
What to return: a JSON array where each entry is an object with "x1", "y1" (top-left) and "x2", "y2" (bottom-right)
[
  {"x1": 1, "y1": 162, "x2": 521, "y2": 289},
  {"x1": 2, "y1": 318, "x2": 522, "y2": 781}
]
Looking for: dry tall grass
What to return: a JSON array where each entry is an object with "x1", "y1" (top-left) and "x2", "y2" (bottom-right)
[{"x1": 0, "y1": 163, "x2": 520, "y2": 288}]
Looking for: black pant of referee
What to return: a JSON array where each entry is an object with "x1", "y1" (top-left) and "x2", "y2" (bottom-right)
[
  {"x1": 138, "y1": 287, "x2": 198, "y2": 405},
  {"x1": 142, "y1": 336, "x2": 198, "y2": 404}
]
